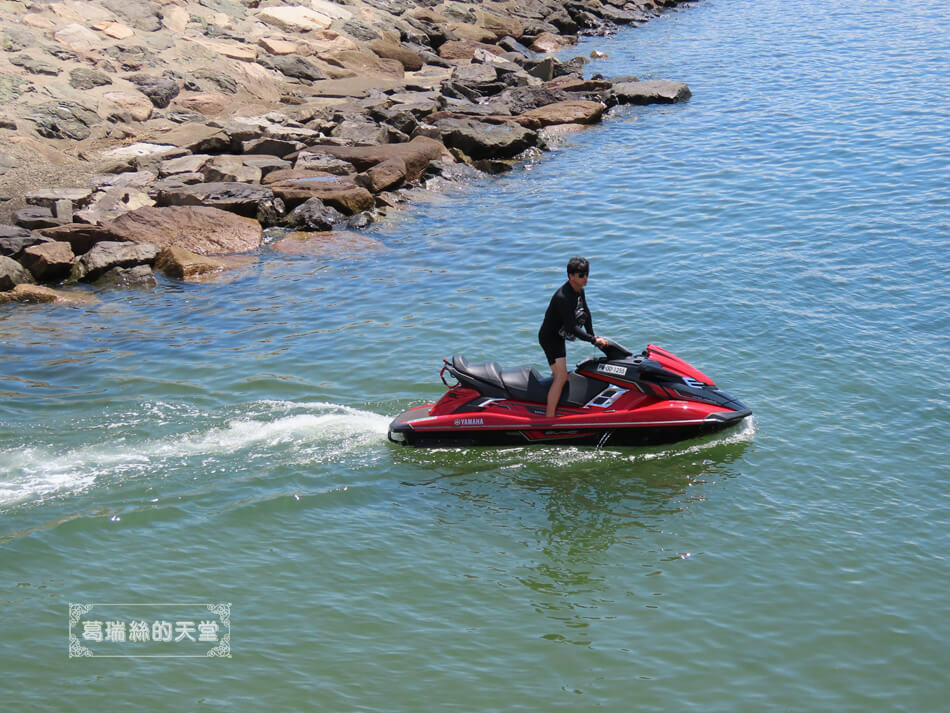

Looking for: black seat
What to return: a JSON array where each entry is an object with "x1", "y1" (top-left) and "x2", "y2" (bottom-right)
[
  {"x1": 450, "y1": 355, "x2": 610, "y2": 406},
  {"x1": 451, "y1": 354, "x2": 505, "y2": 390}
]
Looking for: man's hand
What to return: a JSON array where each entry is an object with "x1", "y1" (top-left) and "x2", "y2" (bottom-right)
[{"x1": 595, "y1": 337, "x2": 608, "y2": 349}]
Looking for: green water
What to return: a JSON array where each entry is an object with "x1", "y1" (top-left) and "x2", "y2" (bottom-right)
[{"x1": 2, "y1": 0, "x2": 949, "y2": 710}]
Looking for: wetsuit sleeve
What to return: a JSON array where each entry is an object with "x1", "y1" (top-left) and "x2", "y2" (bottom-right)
[{"x1": 558, "y1": 293, "x2": 596, "y2": 343}]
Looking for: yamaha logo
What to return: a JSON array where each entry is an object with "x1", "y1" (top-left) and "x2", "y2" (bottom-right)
[{"x1": 454, "y1": 418, "x2": 484, "y2": 426}]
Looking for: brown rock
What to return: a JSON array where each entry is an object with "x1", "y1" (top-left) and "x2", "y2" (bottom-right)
[
  {"x1": 178, "y1": 93, "x2": 232, "y2": 117},
  {"x1": 478, "y1": 11, "x2": 525, "y2": 40},
  {"x1": 20, "y1": 241, "x2": 75, "y2": 283},
  {"x1": 448, "y1": 23, "x2": 497, "y2": 44},
  {"x1": 368, "y1": 39, "x2": 424, "y2": 72},
  {"x1": 322, "y1": 50, "x2": 404, "y2": 80},
  {"x1": 106, "y1": 206, "x2": 263, "y2": 255},
  {"x1": 530, "y1": 32, "x2": 571, "y2": 53},
  {"x1": 101, "y1": 90, "x2": 154, "y2": 122},
  {"x1": 519, "y1": 100, "x2": 606, "y2": 127},
  {"x1": 271, "y1": 231, "x2": 385, "y2": 256},
  {"x1": 0, "y1": 284, "x2": 99, "y2": 306},
  {"x1": 155, "y1": 245, "x2": 256, "y2": 282},
  {"x1": 157, "y1": 123, "x2": 231, "y2": 154},
  {"x1": 356, "y1": 158, "x2": 407, "y2": 193},
  {"x1": 264, "y1": 171, "x2": 374, "y2": 214},
  {"x1": 297, "y1": 135, "x2": 448, "y2": 182},
  {"x1": 438, "y1": 40, "x2": 509, "y2": 61},
  {"x1": 544, "y1": 77, "x2": 614, "y2": 93}
]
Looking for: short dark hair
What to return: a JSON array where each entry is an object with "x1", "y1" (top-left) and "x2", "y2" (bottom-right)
[{"x1": 567, "y1": 256, "x2": 589, "y2": 276}]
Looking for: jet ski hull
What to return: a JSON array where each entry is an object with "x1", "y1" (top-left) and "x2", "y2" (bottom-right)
[
  {"x1": 389, "y1": 404, "x2": 751, "y2": 448},
  {"x1": 388, "y1": 344, "x2": 751, "y2": 448}
]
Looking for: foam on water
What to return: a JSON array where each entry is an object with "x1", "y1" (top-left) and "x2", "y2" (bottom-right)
[{"x1": 0, "y1": 401, "x2": 390, "y2": 509}]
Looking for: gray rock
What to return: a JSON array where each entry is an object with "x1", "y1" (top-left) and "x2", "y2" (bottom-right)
[
  {"x1": 0, "y1": 73, "x2": 28, "y2": 103},
  {"x1": 1, "y1": 28, "x2": 33, "y2": 52},
  {"x1": 69, "y1": 67, "x2": 112, "y2": 90},
  {"x1": 8, "y1": 52, "x2": 60, "y2": 76},
  {"x1": 71, "y1": 241, "x2": 159, "y2": 282},
  {"x1": 104, "y1": 44, "x2": 160, "y2": 72},
  {"x1": 14, "y1": 206, "x2": 63, "y2": 230},
  {"x1": 127, "y1": 74, "x2": 180, "y2": 108},
  {"x1": 241, "y1": 155, "x2": 292, "y2": 178},
  {"x1": 188, "y1": 69, "x2": 238, "y2": 94},
  {"x1": 93, "y1": 264, "x2": 157, "y2": 289},
  {"x1": 433, "y1": 117, "x2": 539, "y2": 160},
  {"x1": 28, "y1": 101, "x2": 101, "y2": 141},
  {"x1": 611, "y1": 80, "x2": 692, "y2": 104},
  {"x1": 0, "y1": 255, "x2": 36, "y2": 291},
  {"x1": 283, "y1": 198, "x2": 347, "y2": 231},
  {"x1": 257, "y1": 54, "x2": 325, "y2": 81},
  {"x1": 0, "y1": 227, "x2": 53, "y2": 259},
  {"x1": 330, "y1": 117, "x2": 389, "y2": 146}
]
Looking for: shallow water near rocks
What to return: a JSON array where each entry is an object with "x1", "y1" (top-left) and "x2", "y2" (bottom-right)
[{"x1": 2, "y1": 0, "x2": 949, "y2": 710}]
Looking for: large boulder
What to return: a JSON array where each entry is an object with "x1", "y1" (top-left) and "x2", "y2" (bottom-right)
[
  {"x1": 20, "y1": 241, "x2": 75, "y2": 283},
  {"x1": 433, "y1": 117, "x2": 538, "y2": 160},
  {"x1": 518, "y1": 100, "x2": 606, "y2": 127},
  {"x1": 302, "y1": 136, "x2": 447, "y2": 183},
  {"x1": 0, "y1": 255, "x2": 36, "y2": 291},
  {"x1": 610, "y1": 80, "x2": 692, "y2": 104},
  {"x1": 105, "y1": 206, "x2": 263, "y2": 255},
  {"x1": 71, "y1": 241, "x2": 159, "y2": 282},
  {"x1": 263, "y1": 170, "x2": 374, "y2": 215}
]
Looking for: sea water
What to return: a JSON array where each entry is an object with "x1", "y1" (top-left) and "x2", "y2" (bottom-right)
[{"x1": 1, "y1": 0, "x2": 948, "y2": 710}]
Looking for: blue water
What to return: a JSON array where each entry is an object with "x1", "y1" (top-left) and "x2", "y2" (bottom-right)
[{"x1": 2, "y1": 0, "x2": 949, "y2": 710}]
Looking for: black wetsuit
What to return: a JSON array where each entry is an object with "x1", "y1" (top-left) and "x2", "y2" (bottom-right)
[{"x1": 538, "y1": 281, "x2": 596, "y2": 365}]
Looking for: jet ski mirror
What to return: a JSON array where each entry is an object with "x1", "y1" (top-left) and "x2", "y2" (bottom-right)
[{"x1": 599, "y1": 338, "x2": 633, "y2": 360}]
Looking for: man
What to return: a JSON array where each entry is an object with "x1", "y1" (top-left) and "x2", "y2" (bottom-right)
[{"x1": 538, "y1": 256, "x2": 608, "y2": 419}]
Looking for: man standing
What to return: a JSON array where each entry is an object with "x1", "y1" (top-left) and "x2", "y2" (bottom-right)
[{"x1": 538, "y1": 256, "x2": 608, "y2": 418}]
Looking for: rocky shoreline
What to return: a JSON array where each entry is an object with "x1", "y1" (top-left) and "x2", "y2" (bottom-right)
[{"x1": 0, "y1": 0, "x2": 696, "y2": 306}]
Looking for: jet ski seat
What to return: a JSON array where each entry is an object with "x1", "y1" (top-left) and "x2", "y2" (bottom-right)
[
  {"x1": 450, "y1": 355, "x2": 505, "y2": 390},
  {"x1": 450, "y1": 355, "x2": 604, "y2": 406}
]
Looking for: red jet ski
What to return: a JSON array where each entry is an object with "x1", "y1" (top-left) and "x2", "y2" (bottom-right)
[{"x1": 388, "y1": 342, "x2": 751, "y2": 448}]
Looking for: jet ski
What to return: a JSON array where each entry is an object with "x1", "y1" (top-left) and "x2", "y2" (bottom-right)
[{"x1": 388, "y1": 342, "x2": 751, "y2": 448}]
